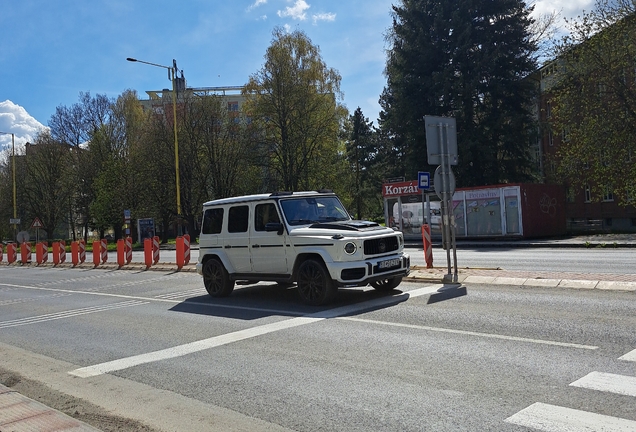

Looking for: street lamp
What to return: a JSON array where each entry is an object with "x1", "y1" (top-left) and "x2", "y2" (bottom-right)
[
  {"x1": 127, "y1": 57, "x2": 183, "y2": 235},
  {"x1": 0, "y1": 131, "x2": 17, "y2": 239}
]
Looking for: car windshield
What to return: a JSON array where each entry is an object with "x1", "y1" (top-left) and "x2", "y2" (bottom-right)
[{"x1": 280, "y1": 196, "x2": 351, "y2": 226}]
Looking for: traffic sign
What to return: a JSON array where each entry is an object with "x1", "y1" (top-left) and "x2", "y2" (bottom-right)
[
  {"x1": 31, "y1": 217, "x2": 44, "y2": 229},
  {"x1": 418, "y1": 171, "x2": 430, "y2": 190},
  {"x1": 434, "y1": 166, "x2": 456, "y2": 198},
  {"x1": 424, "y1": 116, "x2": 458, "y2": 166},
  {"x1": 9, "y1": 218, "x2": 20, "y2": 225}
]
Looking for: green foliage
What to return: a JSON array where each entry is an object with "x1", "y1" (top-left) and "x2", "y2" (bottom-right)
[
  {"x1": 551, "y1": 1, "x2": 636, "y2": 205},
  {"x1": 380, "y1": 0, "x2": 539, "y2": 186},
  {"x1": 243, "y1": 27, "x2": 348, "y2": 192}
]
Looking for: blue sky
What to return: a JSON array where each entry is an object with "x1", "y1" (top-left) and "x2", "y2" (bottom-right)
[{"x1": 1, "y1": 0, "x2": 592, "y2": 153}]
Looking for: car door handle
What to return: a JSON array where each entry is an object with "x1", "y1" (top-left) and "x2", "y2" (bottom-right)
[
  {"x1": 224, "y1": 245, "x2": 231, "y2": 249},
  {"x1": 252, "y1": 244, "x2": 260, "y2": 248}
]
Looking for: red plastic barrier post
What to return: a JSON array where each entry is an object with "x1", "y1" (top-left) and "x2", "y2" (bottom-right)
[
  {"x1": 79, "y1": 240, "x2": 86, "y2": 263},
  {"x1": 117, "y1": 239, "x2": 125, "y2": 267},
  {"x1": 125, "y1": 236, "x2": 132, "y2": 264},
  {"x1": 93, "y1": 241, "x2": 101, "y2": 267},
  {"x1": 58, "y1": 241, "x2": 66, "y2": 263},
  {"x1": 100, "y1": 238, "x2": 108, "y2": 264},
  {"x1": 36, "y1": 242, "x2": 48, "y2": 264},
  {"x1": 176, "y1": 236, "x2": 184, "y2": 269},
  {"x1": 144, "y1": 238, "x2": 153, "y2": 268},
  {"x1": 20, "y1": 242, "x2": 32, "y2": 264},
  {"x1": 0, "y1": 244, "x2": 3, "y2": 262},
  {"x1": 71, "y1": 241, "x2": 79, "y2": 266},
  {"x1": 52, "y1": 242, "x2": 60, "y2": 265},
  {"x1": 7, "y1": 243, "x2": 17, "y2": 264},
  {"x1": 152, "y1": 236, "x2": 160, "y2": 264},
  {"x1": 422, "y1": 224, "x2": 433, "y2": 269},
  {"x1": 183, "y1": 234, "x2": 190, "y2": 265}
]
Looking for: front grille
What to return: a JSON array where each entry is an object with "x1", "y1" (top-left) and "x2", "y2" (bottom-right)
[
  {"x1": 341, "y1": 267, "x2": 366, "y2": 281},
  {"x1": 363, "y1": 236, "x2": 399, "y2": 255}
]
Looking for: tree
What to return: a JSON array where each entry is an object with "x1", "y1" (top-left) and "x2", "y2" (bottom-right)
[
  {"x1": 48, "y1": 92, "x2": 114, "y2": 241},
  {"x1": 380, "y1": 0, "x2": 539, "y2": 186},
  {"x1": 243, "y1": 27, "x2": 347, "y2": 192},
  {"x1": 22, "y1": 131, "x2": 73, "y2": 240},
  {"x1": 550, "y1": 0, "x2": 636, "y2": 205}
]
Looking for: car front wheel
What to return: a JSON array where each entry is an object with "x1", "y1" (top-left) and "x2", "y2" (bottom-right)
[
  {"x1": 296, "y1": 259, "x2": 336, "y2": 305},
  {"x1": 203, "y1": 258, "x2": 234, "y2": 297}
]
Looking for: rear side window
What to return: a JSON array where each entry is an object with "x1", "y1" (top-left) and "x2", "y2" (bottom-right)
[
  {"x1": 228, "y1": 205, "x2": 249, "y2": 233},
  {"x1": 255, "y1": 203, "x2": 280, "y2": 231},
  {"x1": 202, "y1": 208, "x2": 224, "y2": 234}
]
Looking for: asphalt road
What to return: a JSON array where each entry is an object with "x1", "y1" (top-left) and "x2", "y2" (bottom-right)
[
  {"x1": 1, "y1": 266, "x2": 635, "y2": 431},
  {"x1": 132, "y1": 246, "x2": 636, "y2": 275}
]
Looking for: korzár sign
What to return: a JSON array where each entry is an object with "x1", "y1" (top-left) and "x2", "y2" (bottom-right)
[{"x1": 382, "y1": 180, "x2": 420, "y2": 197}]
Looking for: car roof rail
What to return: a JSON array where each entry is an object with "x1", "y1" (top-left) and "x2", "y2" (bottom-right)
[{"x1": 270, "y1": 191, "x2": 293, "y2": 197}]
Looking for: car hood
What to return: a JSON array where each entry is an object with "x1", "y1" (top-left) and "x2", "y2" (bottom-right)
[{"x1": 289, "y1": 220, "x2": 396, "y2": 237}]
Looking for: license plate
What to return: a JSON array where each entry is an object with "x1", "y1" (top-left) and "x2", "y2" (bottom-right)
[{"x1": 378, "y1": 258, "x2": 401, "y2": 270}]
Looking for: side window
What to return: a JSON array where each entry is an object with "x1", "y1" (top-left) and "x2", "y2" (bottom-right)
[
  {"x1": 228, "y1": 205, "x2": 249, "y2": 233},
  {"x1": 255, "y1": 203, "x2": 281, "y2": 231},
  {"x1": 202, "y1": 208, "x2": 223, "y2": 234}
]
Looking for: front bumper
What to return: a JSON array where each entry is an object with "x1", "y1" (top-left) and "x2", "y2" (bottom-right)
[{"x1": 328, "y1": 253, "x2": 410, "y2": 287}]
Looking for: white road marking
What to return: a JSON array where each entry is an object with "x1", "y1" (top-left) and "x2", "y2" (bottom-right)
[
  {"x1": 339, "y1": 317, "x2": 598, "y2": 350},
  {"x1": 619, "y1": 348, "x2": 636, "y2": 362},
  {"x1": 570, "y1": 372, "x2": 636, "y2": 397},
  {"x1": 505, "y1": 402, "x2": 636, "y2": 431},
  {"x1": 0, "y1": 300, "x2": 148, "y2": 329},
  {"x1": 69, "y1": 290, "x2": 419, "y2": 378}
]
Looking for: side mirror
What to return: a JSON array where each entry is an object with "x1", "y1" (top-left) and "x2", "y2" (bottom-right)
[{"x1": 265, "y1": 222, "x2": 284, "y2": 235}]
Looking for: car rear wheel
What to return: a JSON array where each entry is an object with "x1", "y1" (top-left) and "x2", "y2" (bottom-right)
[
  {"x1": 370, "y1": 276, "x2": 402, "y2": 291},
  {"x1": 203, "y1": 258, "x2": 234, "y2": 297},
  {"x1": 296, "y1": 259, "x2": 336, "y2": 305}
]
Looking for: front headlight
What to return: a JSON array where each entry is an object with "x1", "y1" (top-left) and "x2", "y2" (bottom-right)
[{"x1": 344, "y1": 242, "x2": 357, "y2": 254}]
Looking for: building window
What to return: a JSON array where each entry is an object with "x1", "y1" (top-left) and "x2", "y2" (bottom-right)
[
  {"x1": 227, "y1": 101, "x2": 239, "y2": 112},
  {"x1": 584, "y1": 185, "x2": 592, "y2": 203},
  {"x1": 546, "y1": 101, "x2": 552, "y2": 118},
  {"x1": 602, "y1": 186, "x2": 614, "y2": 202},
  {"x1": 548, "y1": 131, "x2": 554, "y2": 147},
  {"x1": 562, "y1": 127, "x2": 570, "y2": 142}
]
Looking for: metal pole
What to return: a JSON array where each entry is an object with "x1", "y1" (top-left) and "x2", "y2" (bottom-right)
[
  {"x1": 438, "y1": 123, "x2": 452, "y2": 279},
  {"x1": 171, "y1": 64, "x2": 182, "y2": 236}
]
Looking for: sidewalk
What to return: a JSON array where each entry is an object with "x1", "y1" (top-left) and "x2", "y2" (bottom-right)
[{"x1": 0, "y1": 384, "x2": 101, "y2": 431}]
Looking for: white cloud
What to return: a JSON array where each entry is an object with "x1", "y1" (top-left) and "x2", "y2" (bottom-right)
[
  {"x1": 247, "y1": 0, "x2": 267, "y2": 12},
  {"x1": 0, "y1": 100, "x2": 47, "y2": 154},
  {"x1": 312, "y1": 12, "x2": 336, "y2": 25},
  {"x1": 278, "y1": 0, "x2": 310, "y2": 21}
]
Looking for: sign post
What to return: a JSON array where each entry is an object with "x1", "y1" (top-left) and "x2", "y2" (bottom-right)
[
  {"x1": 31, "y1": 217, "x2": 44, "y2": 244},
  {"x1": 425, "y1": 116, "x2": 459, "y2": 284}
]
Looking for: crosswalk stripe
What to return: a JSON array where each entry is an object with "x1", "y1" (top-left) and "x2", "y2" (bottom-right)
[
  {"x1": 505, "y1": 402, "x2": 636, "y2": 431},
  {"x1": 570, "y1": 371, "x2": 636, "y2": 397},
  {"x1": 619, "y1": 348, "x2": 636, "y2": 362}
]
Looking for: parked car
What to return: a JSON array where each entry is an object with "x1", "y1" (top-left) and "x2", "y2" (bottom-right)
[{"x1": 196, "y1": 190, "x2": 410, "y2": 305}]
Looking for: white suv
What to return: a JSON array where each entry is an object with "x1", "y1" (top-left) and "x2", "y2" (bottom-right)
[{"x1": 196, "y1": 190, "x2": 410, "y2": 305}]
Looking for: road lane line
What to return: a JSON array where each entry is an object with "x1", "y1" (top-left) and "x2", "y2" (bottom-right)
[
  {"x1": 69, "y1": 290, "x2": 416, "y2": 378},
  {"x1": 338, "y1": 317, "x2": 599, "y2": 350},
  {"x1": 505, "y1": 402, "x2": 636, "y2": 431},
  {"x1": 0, "y1": 301, "x2": 148, "y2": 329},
  {"x1": 619, "y1": 348, "x2": 636, "y2": 362},
  {"x1": 570, "y1": 372, "x2": 636, "y2": 397}
]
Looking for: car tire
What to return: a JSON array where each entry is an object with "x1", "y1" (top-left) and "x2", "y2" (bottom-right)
[
  {"x1": 370, "y1": 276, "x2": 402, "y2": 291},
  {"x1": 296, "y1": 259, "x2": 336, "y2": 306},
  {"x1": 203, "y1": 258, "x2": 234, "y2": 297}
]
